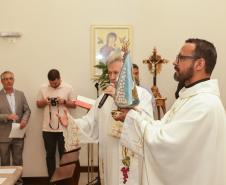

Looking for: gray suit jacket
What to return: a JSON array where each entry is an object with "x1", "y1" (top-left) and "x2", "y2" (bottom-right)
[{"x1": 0, "y1": 89, "x2": 31, "y2": 142}]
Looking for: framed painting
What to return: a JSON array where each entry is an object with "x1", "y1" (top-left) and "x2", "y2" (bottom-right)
[{"x1": 91, "y1": 25, "x2": 132, "y2": 78}]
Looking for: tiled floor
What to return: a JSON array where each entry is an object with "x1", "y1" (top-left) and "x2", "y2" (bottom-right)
[{"x1": 79, "y1": 173, "x2": 98, "y2": 185}]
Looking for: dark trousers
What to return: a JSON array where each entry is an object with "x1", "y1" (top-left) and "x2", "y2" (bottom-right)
[
  {"x1": 0, "y1": 139, "x2": 24, "y2": 185},
  {"x1": 0, "y1": 138, "x2": 24, "y2": 166},
  {"x1": 42, "y1": 131, "x2": 65, "y2": 179}
]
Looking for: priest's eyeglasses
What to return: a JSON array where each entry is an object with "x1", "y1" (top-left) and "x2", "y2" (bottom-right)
[{"x1": 175, "y1": 54, "x2": 200, "y2": 64}]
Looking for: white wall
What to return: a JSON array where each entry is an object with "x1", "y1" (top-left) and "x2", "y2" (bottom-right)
[{"x1": 1, "y1": 0, "x2": 226, "y2": 177}]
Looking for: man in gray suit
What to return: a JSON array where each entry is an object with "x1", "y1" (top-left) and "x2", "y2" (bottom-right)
[{"x1": 0, "y1": 71, "x2": 31, "y2": 169}]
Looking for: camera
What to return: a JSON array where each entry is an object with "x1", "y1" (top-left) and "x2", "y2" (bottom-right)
[{"x1": 48, "y1": 97, "x2": 59, "y2": 106}]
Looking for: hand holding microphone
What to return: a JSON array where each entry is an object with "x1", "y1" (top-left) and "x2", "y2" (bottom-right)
[{"x1": 98, "y1": 83, "x2": 116, "y2": 108}]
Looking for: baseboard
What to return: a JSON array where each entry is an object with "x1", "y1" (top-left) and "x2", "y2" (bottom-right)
[
  {"x1": 80, "y1": 166, "x2": 99, "y2": 173},
  {"x1": 23, "y1": 176, "x2": 49, "y2": 184}
]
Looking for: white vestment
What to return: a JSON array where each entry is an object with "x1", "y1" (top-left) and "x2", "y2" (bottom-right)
[
  {"x1": 121, "y1": 79, "x2": 226, "y2": 185},
  {"x1": 64, "y1": 86, "x2": 153, "y2": 185}
]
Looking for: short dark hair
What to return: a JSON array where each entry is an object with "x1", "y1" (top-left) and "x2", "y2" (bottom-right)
[
  {"x1": 47, "y1": 69, "x2": 60, "y2": 81},
  {"x1": 132, "y1": 63, "x2": 139, "y2": 69},
  {"x1": 185, "y1": 38, "x2": 217, "y2": 74}
]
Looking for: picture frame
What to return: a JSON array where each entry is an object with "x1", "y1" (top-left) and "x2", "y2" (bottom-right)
[{"x1": 91, "y1": 25, "x2": 132, "y2": 78}]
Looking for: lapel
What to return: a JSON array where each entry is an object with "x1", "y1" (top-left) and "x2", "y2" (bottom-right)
[
  {"x1": 14, "y1": 90, "x2": 19, "y2": 114},
  {"x1": 0, "y1": 89, "x2": 12, "y2": 113}
]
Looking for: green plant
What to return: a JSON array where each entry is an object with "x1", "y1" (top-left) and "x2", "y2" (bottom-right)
[{"x1": 94, "y1": 62, "x2": 109, "y2": 90}]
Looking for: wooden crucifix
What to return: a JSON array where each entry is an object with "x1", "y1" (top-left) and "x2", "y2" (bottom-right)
[{"x1": 143, "y1": 48, "x2": 168, "y2": 119}]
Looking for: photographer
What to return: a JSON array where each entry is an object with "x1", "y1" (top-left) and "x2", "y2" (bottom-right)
[{"x1": 36, "y1": 69, "x2": 76, "y2": 181}]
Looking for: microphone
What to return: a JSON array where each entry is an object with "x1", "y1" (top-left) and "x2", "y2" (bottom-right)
[
  {"x1": 94, "y1": 82, "x2": 99, "y2": 91},
  {"x1": 98, "y1": 94, "x2": 109, "y2": 108},
  {"x1": 94, "y1": 82, "x2": 99, "y2": 97}
]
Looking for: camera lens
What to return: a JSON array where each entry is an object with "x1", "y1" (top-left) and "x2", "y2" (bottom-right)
[{"x1": 50, "y1": 98, "x2": 57, "y2": 106}]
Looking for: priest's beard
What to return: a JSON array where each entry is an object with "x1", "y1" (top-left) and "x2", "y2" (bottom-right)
[{"x1": 174, "y1": 64, "x2": 194, "y2": 83}]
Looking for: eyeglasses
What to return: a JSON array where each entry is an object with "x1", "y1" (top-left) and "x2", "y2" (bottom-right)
[
  {"x1": 2, "y1": 77, "x2": 14, "y2": 81},
  {"x1": 175, "y1": 54, "x2": 200, "y2": 64}
]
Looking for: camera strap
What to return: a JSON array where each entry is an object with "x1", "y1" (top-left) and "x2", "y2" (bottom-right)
[{"x1": 48, "y1": 104, "x2": 60, "y2": 130}]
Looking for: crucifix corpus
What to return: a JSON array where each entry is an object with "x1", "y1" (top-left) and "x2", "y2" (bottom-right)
[{"x1": 143, "y1": 47, "x2": 168, "y2": 119}]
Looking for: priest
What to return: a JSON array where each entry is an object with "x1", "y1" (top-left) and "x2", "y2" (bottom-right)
[
  {"x1": 58, "y1": 50, "x2": 154, "y2": 185},
  {"x1": 113, "y1": 38, "x2": 226, "y2": 185}
]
